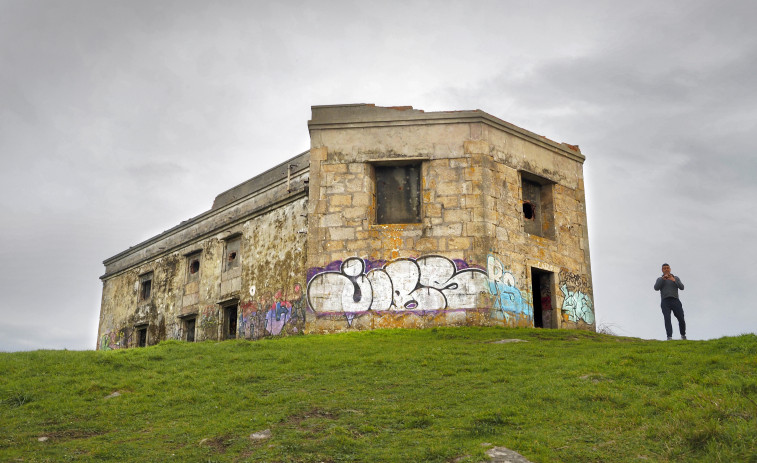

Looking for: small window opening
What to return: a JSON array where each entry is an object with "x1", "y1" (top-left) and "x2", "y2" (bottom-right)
[
  {"x1": 228, "y1": 252, "x2": 237, "y2": 262},
  {"x1": 137, "y1": 326, "x2": 147, "y2": 347},
  {"x1": 139, "y1": 273, "x2": 153, "y2": 301},
  {"x1": 520, "y1": 174, "x2": 555, "y2": 239},
  {"x1": 186, "y1": 253, "x2": 201, "y2": 283},
  {"x1": 523, "y1": 201, "x2": 535, "y2": 220},
  {"x1": 375, "y1": 164, "x2": 421, "y2": 224},
  {"x1": 183, "y1": 317, "x2": 196, "y2": 342}
]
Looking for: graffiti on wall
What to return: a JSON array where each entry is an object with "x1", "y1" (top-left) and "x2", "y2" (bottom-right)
[
  {"x1": 307, "y1": 256, "x2": 489, "y2": 324},
  {"x1": 486, "y1": 254, "x2": 529, "y2": 322},
  {"x1": 559, "y1": 269, "x2": 594, "y2": 324},
  {"x1": 239, "y1": 283, "x2": 307, "y2": 339},
  {"x1": 100, "y1": 328, "x2": 131, "y2": 350},
  {"x1": 559, "y1": 268, "x2": 590, "y2": 294},
  {"x1": 199, "y1": 306, "x2": 219, "y2": 329}
]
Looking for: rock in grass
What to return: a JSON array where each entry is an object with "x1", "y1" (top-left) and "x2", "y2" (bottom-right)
[
  {"x1": 249, "y1": 429, "x2": 271, "y2": 440},
  {"x1": 486, "y1": 446, "x2": 533, "y2": 462},
  {"x1": 104, "y1": 391, "x2": 121, "y2": 399},
  {"x1": 37, "y1": 436, "x2": 49, "y2": 442}
]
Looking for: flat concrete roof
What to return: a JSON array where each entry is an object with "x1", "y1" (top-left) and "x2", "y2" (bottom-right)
[{"x1": 308, "y1": 104, "x2": 584, "y2": 162}]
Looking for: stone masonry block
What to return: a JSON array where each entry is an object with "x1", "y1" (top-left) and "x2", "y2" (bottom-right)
[
  {"x1": 321, "y1": 213, "x2": 343, "y2": 228},
  {"x1": 436, "y1": 182, "x2": 461, "y2": 196},
  {"x1": 321, "y1": 163, "x2": 348, "y2": 173},
  {"x1": 443, "y1": 209, "x2": 471, "y2": 223},
  {"x1": 415, "y1": 237, "x2": 439, "y2": 252},
  {"x1": 348, "y1": 163, "x2": 365, "y2": 173},
  {"x1": 429, "y1": 222, "x2": 463, "y2": 237},
  {"x1": 330, "y1": 194, "x2": 352, "y2": 207},
  {"x1": 447, "y1": 236, "x2": 472, "y2": 250},
  {"x1": 352, "y1": 192, "x2": 372, "y2": 207},
  {"x1": 325, "y1": 240, "x2": 345, "y2": 252},
  {"x1": 329, "y1": 227, "x2": 355, "y2": 241},
  {"x1": 342, "y1": 207, "x2": 365, "y2": 219},
  {"x1": 437, "y1": 195, "x2": 459, "y2": 209},
  {"x1": 425, "y1": 203, "x2": 442, "y2": 217}
]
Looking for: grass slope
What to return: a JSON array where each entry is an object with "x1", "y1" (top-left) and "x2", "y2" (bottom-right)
[{"x1": 2, "y1": 327, "x2": 756, "y2": 462}]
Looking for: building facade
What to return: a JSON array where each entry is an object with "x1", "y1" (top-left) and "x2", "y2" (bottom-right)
[{"x1": 97, "y1": 104, "x2": 594, "y2": 350}]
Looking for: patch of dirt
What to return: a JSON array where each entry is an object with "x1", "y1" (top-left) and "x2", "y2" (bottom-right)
[{"x1": 285, "y1": 407, "x2": 338, "y2": 429}]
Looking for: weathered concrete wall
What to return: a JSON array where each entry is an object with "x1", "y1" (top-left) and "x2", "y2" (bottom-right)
[
  {"x1": 98, "y1": 155, "x2": 309, "y2": 350},
  {"x1": 98, "y1": 103, "x2": 595, "y2": 348},
  {"x1": 305, "y1": 104, "x2": 594, "y2": 333}
]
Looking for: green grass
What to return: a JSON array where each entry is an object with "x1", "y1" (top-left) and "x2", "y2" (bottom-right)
[{"x1": 2, "y1": 327, "x2": 756, "y2": 462}]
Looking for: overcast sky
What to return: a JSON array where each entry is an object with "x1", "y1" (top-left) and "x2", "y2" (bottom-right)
[{"x1": 1, "y1": 0, "x2": 755, "y2": 351}]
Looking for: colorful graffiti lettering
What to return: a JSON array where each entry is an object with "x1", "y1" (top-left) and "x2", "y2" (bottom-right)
[
  {"x1": 486, "y1": 254, "x2": 529, "y2": 322},
  {"x1": 239, "y1": 283, "x2": 306, "y2": 339},
  {"x1": 560, "y1": 284, "x2": 594, "y2": 324},
  {"x1": 99, "y1": 329, "x2": 130, "y2": 350},
  {"x1": 307, "y1": 256, "x2": 489, "y2": 324},
  {"x1": 558, "y1": 269, "x2": 594, "y2": 324}
]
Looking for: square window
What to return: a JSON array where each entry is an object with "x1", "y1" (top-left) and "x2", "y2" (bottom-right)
[
  {"x1": 139, "y1": 272, "x2": 153, "y2": 302},
  {"x1": 375, "y1": 164, "x2": 421, "y2": 224}
]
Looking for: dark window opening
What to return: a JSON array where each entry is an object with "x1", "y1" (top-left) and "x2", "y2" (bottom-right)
[
  {"x1": 224, "y1": 305, "x2": 238, "y2": 339},
  {"x1": 375, "y1": 164, "x2": 421, "y2": 224},
  {"x1": 139, "y1": 273, "x2": 153, "y2": 301},
  {"x1": 184, "y1": 317, "x2": 196, "y2": 342},
  {"x1": 189, "y1": 259, "x2": 200, "y2": 274},
  {"x1": 523, "y1": 201, "x2": 535, "y2": 220},
  {"x1": 137, "y1": 327, "x2": 147, "y2": 347},
  {"x1": 228, "y1": 252, "x2": 236, "y2": 262}
]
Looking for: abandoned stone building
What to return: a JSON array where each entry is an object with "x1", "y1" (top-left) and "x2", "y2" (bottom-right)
[{"x1": 97, "y1": 103, "x2": 595, "y2": 350}]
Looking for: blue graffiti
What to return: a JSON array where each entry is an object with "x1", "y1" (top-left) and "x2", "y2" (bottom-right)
[
  {"x1": 560, "y1": 284, "x2": 594, "y2": 324},
  {"x1": 487, "y1": 255, "x2": 529, "y2": 322}
]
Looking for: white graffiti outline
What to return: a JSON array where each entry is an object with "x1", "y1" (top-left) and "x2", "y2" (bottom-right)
[
  {"x1": 486, "y1": 254, "x2": 529, "y2": 322},
  {"x1": 307, "y1": 255, "x2": 489, "y2": 324},
  {"x1": 560, "y1": 283, "x2": 594, "y2": 324}
]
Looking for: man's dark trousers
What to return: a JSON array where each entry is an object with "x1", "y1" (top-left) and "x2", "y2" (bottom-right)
[{"x1": 661, "y1": 297, "x2": 686, "y2": 338}]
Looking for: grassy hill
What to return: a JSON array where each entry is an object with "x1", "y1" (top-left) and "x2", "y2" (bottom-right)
[{"x1": 2, "y1": 327, "x2": 756, "y2": 462}]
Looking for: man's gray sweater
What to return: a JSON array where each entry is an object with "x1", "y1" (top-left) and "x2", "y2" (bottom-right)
[{"x1": 654, "y1": 276, "x2": 684, "y2": 299}]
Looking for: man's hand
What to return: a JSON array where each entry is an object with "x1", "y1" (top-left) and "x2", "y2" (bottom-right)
[{"x1": 663, "y1": 274, "x2": 675, "y2": 281}]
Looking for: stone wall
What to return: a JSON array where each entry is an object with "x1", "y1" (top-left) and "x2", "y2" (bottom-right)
[
  {"x1": 98, "y1": 156, "x2": 309, "y2": 349},
  {"x1": 98, "y1": 103, "x2": 595, "y2": 349},
  {"x1": 304, "y1": 104, "x2": 594, "y2": 334}
]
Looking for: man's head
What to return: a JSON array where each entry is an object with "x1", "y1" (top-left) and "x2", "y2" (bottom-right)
[{"x1": 662, "y1": 264, "x2": 671, "y2": 275}]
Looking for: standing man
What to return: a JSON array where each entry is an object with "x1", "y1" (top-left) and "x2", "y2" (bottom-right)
[{"x1": 654, "y1": 263, "x2": 686, "y2": 340}]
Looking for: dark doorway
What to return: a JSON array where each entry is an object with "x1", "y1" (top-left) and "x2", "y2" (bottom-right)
[
  {"x1": 137, "y1": 326, "x2": 147, "y2": 347},
  {"x1": 224, "y1": 305, "x2": 238, "y2": 340},
  {"x1": 184, "y1": 317, "x2": 196, "y2": 342},
  {"x1": 531, "y1": 268, "x2": 554, "y2": 328}
]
